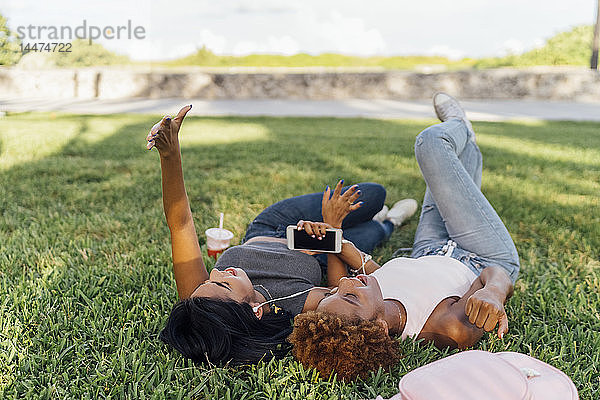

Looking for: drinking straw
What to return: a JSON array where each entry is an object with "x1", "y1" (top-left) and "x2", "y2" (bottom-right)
[{"x1": 219, "y1": 213, "x2": 224, "y2": 229}]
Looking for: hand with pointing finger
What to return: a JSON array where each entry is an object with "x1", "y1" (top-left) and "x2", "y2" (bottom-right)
[{"x1": 146, "y1": 104, "x2": 192, "y2": 158}]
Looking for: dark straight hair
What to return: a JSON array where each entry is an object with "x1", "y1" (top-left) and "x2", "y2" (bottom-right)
[{"x1": 160, "y1": 297, "x2": 294, "y2": 365}]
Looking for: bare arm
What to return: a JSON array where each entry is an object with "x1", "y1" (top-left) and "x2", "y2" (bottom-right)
[
  {"x1": 424, "y1": 266, "x2": 514, "y2": 348},
  {"x1": 336, "y1": 240, "x2": 381, "y2": 275},
  {"x1": 296, "y1": 218, "x2": 381, "y2": 285},
  {"x1": 148, "y1": 105, "x2": 208, "y2": 299},
  {"x1": 320, "y1": 180, "x2": 381, "y2": 275},
  {"x1": 325, "y1": 253, "x2": 347, "y2": 286},
  {"x1": 295, "y1": 220, "x2": 351, "y2": 286},
  {"x1": 463, "y1": 265, "x2": 514, "y2": 337}
]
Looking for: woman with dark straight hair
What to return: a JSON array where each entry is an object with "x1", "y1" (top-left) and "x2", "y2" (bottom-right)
[{"x1": 147, "y1": 105, "x2": 416, "y2": 365}]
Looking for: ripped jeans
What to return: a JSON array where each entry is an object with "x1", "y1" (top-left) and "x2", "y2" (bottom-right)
[{"x1": 410, "y1": 119, "x2": 520, "y2": 283}]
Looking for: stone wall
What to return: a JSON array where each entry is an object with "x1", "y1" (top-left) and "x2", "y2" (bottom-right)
[{"x1": 1, "y1": 67, "x2": 599, "y2": 101}]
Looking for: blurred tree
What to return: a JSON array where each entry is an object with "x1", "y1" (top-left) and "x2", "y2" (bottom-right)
[
  {"x1": 474, "y1": 25, "x2": 593, "y2": 68},
  {"x1": 172, "y1": 45, "x2": 219, "y2": 66},
  {"x1": 51, "y1": 39, "x2": 129, "y2": 67},
  {"x1": 0, "y1": 13, "x2": 22, "y2": 65}
]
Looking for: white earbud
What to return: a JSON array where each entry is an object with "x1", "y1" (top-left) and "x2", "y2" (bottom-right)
[{"x1": 252, "y1": 287, "x2": 313, "y2": 313}]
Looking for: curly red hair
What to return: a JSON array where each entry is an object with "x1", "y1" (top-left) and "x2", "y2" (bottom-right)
[{"x1": 288, "y1": 311, "x2": 400, "y2": 381}]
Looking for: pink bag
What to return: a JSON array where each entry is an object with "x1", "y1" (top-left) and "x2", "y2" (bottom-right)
[{"x1": 377, "y1": 350, "x2": 578, "y2": 400}]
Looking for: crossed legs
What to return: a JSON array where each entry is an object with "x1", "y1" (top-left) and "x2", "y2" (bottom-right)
[{"x1": 411, "y1": 119, "x2": 519, "y2": 282}]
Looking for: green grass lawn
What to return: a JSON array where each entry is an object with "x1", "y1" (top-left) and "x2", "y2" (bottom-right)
[{"x1": 1, "y1": 113, "x2": 599, "y2": 399}]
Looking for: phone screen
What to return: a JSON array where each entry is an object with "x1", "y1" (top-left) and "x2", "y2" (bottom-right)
[{"x1": 293, "y1": 228, "x2": 337, "y2": 252}]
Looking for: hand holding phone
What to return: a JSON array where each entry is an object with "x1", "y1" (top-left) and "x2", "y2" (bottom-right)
[{"x1": 287, "y1": 221, "x2": 342, "y2": 253}]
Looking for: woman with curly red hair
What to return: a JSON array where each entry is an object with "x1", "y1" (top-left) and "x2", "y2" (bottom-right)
[{"x1": 289, "y1": 93, "x2": 520, "y2": 381}]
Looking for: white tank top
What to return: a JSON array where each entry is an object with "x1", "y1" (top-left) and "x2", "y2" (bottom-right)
[{"x1": 371, "y1": 256, "x2": 477, "y2": 339}]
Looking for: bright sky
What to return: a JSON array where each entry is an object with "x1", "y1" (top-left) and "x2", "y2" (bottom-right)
[{"x1": 1, "y1": 0, "x2": 595, "y2": 61}]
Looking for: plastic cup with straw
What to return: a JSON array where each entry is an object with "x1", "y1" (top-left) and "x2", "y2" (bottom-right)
[{"x1": 205, "y1": 212, "x2": 234, "y2": 259}]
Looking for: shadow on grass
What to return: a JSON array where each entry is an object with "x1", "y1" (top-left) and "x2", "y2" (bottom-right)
[
  {"x1": 1, "y1": 114, "x2": 419, "y2": 229},
  {"x1": 2, "y1": 115, "x2": 598, "y2": 267}
]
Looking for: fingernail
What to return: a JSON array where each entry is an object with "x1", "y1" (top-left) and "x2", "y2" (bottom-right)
[
  {"x1": 189, "y1": 104, "x2": 193, "y2": 108},
  {"x1": 311, "y1": 235, "x2": 315, "y2": 238},
  {"x1": 358, "y1": 201, "x2": 364, "y2": 205},
  {"x1": 318, "y1": 237, "x2": 322, "y2": 240},
  {"x1": 357, "y1": 190, "x2": 361, "y2": 195},
  {"x1": 166, "y1": 117, "x2": 171, "y2": 122},
  {"x1": 340, "y1": 179, "x2": 344, "y2": 184},
  {"x1": 326, "y1": 185, "x2": 329, "y2": 191}
]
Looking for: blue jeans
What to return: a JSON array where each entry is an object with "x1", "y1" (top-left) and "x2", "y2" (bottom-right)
[
  {"x1": 410, "y1": 119, "x2": 520, "y2": 283},
  {"x1": 243, "y1": 183, "x2": 393, "y2": 256}
]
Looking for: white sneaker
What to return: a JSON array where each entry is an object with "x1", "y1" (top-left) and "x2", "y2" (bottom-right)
[
  {"x1": 385, "y1": 199, "x2": 418, "y2": 226},
  {"x1": 432, "y1": 92, "x2": 475, "y2": 139},
  {"x1": 372, "y1": 205, "x2": 389, "y2": 223}
]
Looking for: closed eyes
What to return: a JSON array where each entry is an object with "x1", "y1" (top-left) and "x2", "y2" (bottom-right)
[
  {"x1": 342, "y1": 293, "x2": 360, "y2": 305},
  {"x1": 322, "y1": 291, "x2": 358, "y2": 302},
  {"x1": 210, "y1": 281, "x2": 231, "y2": 291}
]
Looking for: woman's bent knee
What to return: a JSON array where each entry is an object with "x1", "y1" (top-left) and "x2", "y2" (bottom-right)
[
  {"x1": 355, "y1": 183, "x2": 386, "y2": 212},
  {"x1": 414, "y1": 124, "x2": 453, "y2": 156},
  {"x1": 357, "y1": 182, "x2": 386, "y2": 201}
]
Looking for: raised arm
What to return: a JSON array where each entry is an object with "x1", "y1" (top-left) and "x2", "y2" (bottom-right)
[
  {"x1": 321, "y1": 181, "x2": 381, "y2": 275},
  {"x1": 147, "y1": 105, "x2": 208, "y2": 299}
]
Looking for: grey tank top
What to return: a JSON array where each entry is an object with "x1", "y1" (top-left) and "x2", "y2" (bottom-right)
[{"x1": 214, "y1": 241, "x2": 322, "y2": 316}]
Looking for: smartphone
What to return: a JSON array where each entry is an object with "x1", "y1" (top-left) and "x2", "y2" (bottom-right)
[{"x1": 286, "y1": 225, "x2": 343, "y2": 253}]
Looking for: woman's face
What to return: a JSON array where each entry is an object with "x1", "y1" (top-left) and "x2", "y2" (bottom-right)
[
  {"x1": 190, "y1": 267, "x2": 255, "y2": 303},
  {"x1": 316, "y1": 274, "x2": 385, "y2": 320}
]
